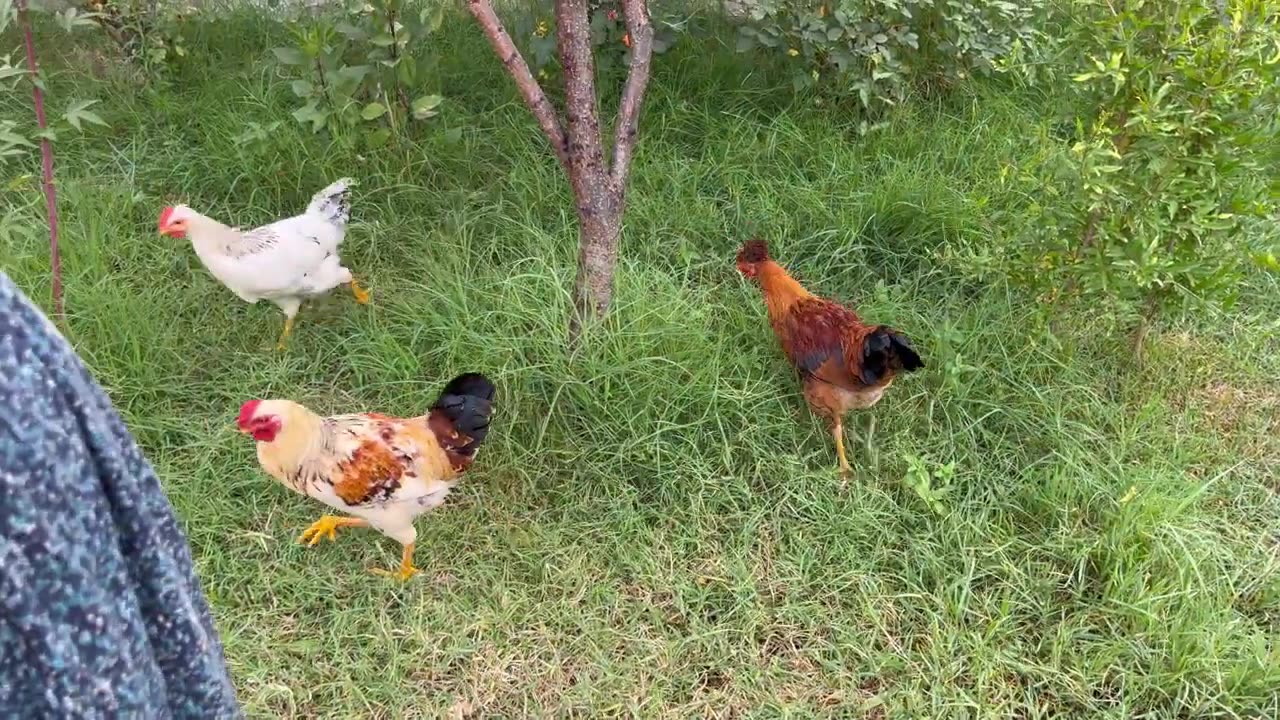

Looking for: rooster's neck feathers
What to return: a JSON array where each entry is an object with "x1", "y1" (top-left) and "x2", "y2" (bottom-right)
[{"x1": 758, "y1": 261, "x2": 813, "y2": 320}]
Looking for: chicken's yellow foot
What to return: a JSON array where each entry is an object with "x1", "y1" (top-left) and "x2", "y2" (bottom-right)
[
  {"x1": 832, "y1": 418, "x2": 852, "y2": 479},
  {"x1": 276, "y1": 316, "x2": 296, "y2": 351},
  {"x1": 370, "y1": 542, "x2": 418, "y2": 581},
  {"x1": 297, "y1": 515, "x2": 367, "y2": 546},
  {"x1": 350, "y1": 277, "x2": 371, "y2": 305}
]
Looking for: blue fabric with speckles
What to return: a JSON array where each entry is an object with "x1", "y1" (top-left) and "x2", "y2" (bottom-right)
[{"x1": 0, "y1": 273, "x2": 241, "y2": 718}]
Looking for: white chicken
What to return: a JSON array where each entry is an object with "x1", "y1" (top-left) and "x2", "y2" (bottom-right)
[{"x1": 158, "y1": 178, "x2": 370, "y2": 349}]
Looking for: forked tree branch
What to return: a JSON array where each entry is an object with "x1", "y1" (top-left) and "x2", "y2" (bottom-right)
[
  {"x1": 554, "y1": 0, "x2": 609, "y2": 197},
  {"x1": 465, "y1": 0, "x2": 569, "y2": 169},
  {"x1": 467, "y1": 0, "x2": 655, "y2": 339},
  {"x1": 611, "y1": 0, "x2": 653, "y2": 185}
]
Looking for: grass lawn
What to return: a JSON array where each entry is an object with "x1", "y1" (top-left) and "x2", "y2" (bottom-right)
[{"x1": 3, "y1": 10, "x2": 1278, "y2": 718}]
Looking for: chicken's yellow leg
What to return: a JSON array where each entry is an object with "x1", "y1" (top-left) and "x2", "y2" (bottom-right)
[
  {"x1": 370, "y1": 542, "x2": 418, "y2": 581},
  {"x1": 298, "y1": 515, "x2": 368, "y2": 546},
  {"x1": 833, "y1": 418, "x2": 852, "y2": 478},
  {"x1": 349, "y1": 276, "x2": 371, "y2": 305},
  {"x1": 866, "y1": 414, "x2": 878, "y2": 470},
  {"x1": 276, "y1": 316, "x2": 296, "y2": 351}
]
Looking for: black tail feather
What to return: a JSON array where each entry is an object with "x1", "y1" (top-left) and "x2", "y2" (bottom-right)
[
  {"x1": 859, "y1": 327, "x2": 924, "y2": 385},
  {"x1": 430, "y1": 372, "x2": 495, "y2": 457}
]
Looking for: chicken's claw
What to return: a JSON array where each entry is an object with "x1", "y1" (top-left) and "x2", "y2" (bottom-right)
[
  {"x1": 370, "y1": 564, "x2": 419, "y2": 581},
  {"x1": 370, "y1": 542, "x2": 418, "y2": 581},
  {"x1": 350, "y1": 277, "x2": 371, "y2": 305},
  {"x1": 297, "y1": 515, "x2": 366, "y2": 546}
]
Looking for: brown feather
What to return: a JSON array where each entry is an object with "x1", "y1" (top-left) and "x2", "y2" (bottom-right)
[
  {"x1": 333, "y1": 438, "x2": 405, "y2": 505},
  {"x1": 426, "y1": 412, "x2": 475, "y2": 473},
  {"x1": 754, "y1": 258, "x2": 910, "y2": 416}
]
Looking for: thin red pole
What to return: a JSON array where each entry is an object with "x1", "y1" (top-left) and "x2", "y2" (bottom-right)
[{"x1": 17, "y1": 0, "x2": 64, "y2": 320}]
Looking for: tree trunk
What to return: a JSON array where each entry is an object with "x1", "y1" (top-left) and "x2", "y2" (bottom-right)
[
  {"x1": 569, "y1": 190, "x2": 622, "y2": 338},
  {"x1": 467, "y1": 0, "x2": 653, "y2": 344}
]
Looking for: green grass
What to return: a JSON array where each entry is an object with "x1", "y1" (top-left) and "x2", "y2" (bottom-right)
[{"x1": 3, "y1": 10, "x2": 1279, "y2": 718}]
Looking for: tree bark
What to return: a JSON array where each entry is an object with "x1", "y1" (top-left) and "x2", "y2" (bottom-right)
[
  {"x1": 569, "y1": 193, "x2": 622, "y2": 338},
  {"x1": 467, "y1": 0, "x2": 654, "y2": 342},
  {"x1": 612, "y1": 0, "x2": 653, "y2": 185},
  {"x1": 17, "y1": 0, "x2": 64, "y2": 321}
]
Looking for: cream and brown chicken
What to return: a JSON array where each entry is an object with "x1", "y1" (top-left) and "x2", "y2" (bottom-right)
[{"x1": 237, "y1": 373, "x2": 495, "y2": 580}]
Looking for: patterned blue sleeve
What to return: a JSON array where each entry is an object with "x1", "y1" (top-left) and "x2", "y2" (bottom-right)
[{"x1": 0, "y1": 273, "x2": 241, "y2": 718}]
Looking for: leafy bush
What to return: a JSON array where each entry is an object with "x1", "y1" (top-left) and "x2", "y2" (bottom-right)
[
  {"x1": 732, "y1": 0, "x2": 1045, "y2": 129},
  {"x1": 80, "y1": 0, "x2": 195, "y2": 77},
  {"x1": 272, "y1": 0, "x2": 447, "y2": 148},
  {"x1": 976, "y1": 0, "x2": 1280, "y2": 337},
  {"x1": 0, "y1": 3, "x2": 107, "y2": 164}
]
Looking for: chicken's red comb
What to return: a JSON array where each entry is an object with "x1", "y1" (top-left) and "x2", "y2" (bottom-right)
[
  {"x1": 237, "y1": 400, "x2": 262, "y2": 429},
  {"x1": 158, "y1": 206, "x2": 175, "y2": 228},
  {"x1": 738, "y1": 238, "x2": 770, "y2": 263}
]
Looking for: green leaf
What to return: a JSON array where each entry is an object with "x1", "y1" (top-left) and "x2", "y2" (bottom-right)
[
  {"x1": 0, "y1": 65, "x2": 25, "y2": 81},
  {"x1": 273, "y1": 47, "x2": 306, "y2": 65},
  {"x1": 423, "y1": 3, "x2": 446, "y2": 33},
  {"x1": 361, "y1": 102, "x2": 388, "y2": 121},
  {"x1": 0, "y1": 129, "x2": 33, "y2": 148},
  {"x1": 338, "y1": 64, "x2": 373, "y2": 83},
  {"x1": 291, "y1": 79, "x2": 314, "y2": 97},
  {"x1": 411, "y1": 94, "x2": 443, "y2": 120},
  {"x1": 364, "y1": 128, "x2": 392, "y2": 148},
  {"x1": 335, "y1": 21, "x2": 368, "y2": 41},
  {"x1": 442, "y1": 127, "x2": 463, "y2": 145},
  {"x1": 291, "y1": 104, "x2": 314, "y2": 124},
  {"x1": 291, "y1": 101, "x2": 328, "y2": 132},
  {"x1": 332, "y1": 64, "x2": 373, "y2": 95},
  {"x1": 331, "y1": 65, "x2": 372, "y2": 96},
  {"x1": 397, "y1": 58, "x2": 417, "y2": 86},
  {"x1": 73, "y1": 110, "x2": 107, "y2": 129},
  {"x1": 371, "y1": 33, "x2": 396, "y2": 47},
  {"x1": 64, "y1": 99, "x2": 108, "y2": 131}
]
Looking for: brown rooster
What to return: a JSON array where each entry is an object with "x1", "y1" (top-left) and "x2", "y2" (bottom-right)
[{"x1": 736, "y1": 239, "x2": 923, "y2": 477}]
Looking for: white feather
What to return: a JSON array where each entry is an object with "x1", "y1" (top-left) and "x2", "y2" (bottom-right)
[{"x1": 175, "y1": 179, "x2": 358, "y2": 318}]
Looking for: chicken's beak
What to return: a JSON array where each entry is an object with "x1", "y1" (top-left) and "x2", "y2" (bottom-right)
[{"x1": 159, "y1": 221, "x2": 184, "y2": 238}]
